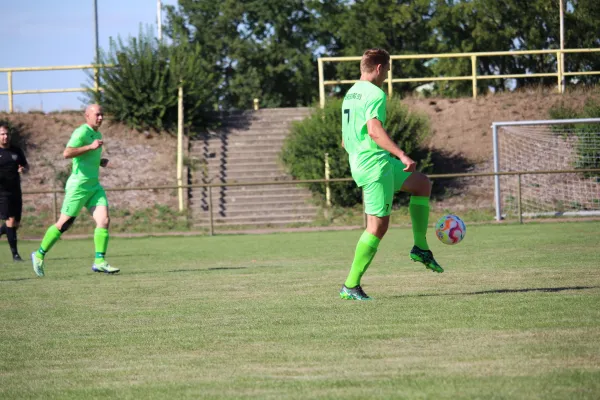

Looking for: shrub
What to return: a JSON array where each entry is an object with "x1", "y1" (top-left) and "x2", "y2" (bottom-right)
[
  {"x1": 85, "y1": 26, "x2": 221, "y2": 133},
  {"x1": 281, "y1": 97, "x2": 432, "y2": 207}
]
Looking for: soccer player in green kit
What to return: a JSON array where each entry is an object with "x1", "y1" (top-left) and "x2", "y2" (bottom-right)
[
  {"x1": 31, "y1": 104, "x2": 119, "y2": 277},
  {"x1": 340, "y1": 49, "x2": 443, "y2": 301}
]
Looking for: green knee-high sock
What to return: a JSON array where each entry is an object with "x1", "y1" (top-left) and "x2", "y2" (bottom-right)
[
  {"x1": 36, "y1": 225, "x2": 62, "y2": 259},
  {"x1": 344, "y1": 231, "x2": 381, "y2": 288},
  {"x1": 94, "y1": 228, "x2": 109, "y2": 264},
  {"x1": 409, "y1": 196, "x2": 430, "y2": 251}
]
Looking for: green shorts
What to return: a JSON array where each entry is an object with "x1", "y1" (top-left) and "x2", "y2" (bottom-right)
[
  {"x1": 362, "y1": 158, "x2": 412, "y2": 217},
  {"x1": 61, "y1": 182, "x2": 108, "y2": 217}
]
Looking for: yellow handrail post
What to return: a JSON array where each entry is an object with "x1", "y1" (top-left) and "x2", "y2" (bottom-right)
[
  {"x1": 387, "y1": 60, "x2": 393, "y2": 97},
  {"x1": 7, "y1": 71, "x2": 13, "y2": 113},
  {"x1": 557, "y1": 51, "x2": 563, "y2": 94},
  {"x1": 253, "y1": 98, "x2": 259, "y2": 110},
  {"x1": 177, "y1": 85, "x2": 184, "y2": 212},
  {"x1": 471, "y1": 55, "x2": 477, "y2": 99},
  {"x1": 94, "y1": 66, "x2": 100, "y2": 94},
  {"x1": 318, "y1": 58, "x2": 325, "y2": 109},
  {"x1": 325, "y1": 153, "x2": 331, "y2": 208}
]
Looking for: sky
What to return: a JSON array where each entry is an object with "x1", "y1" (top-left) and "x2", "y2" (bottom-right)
[{"x1": 1, "y1": 0, "x2": 177, "y2": 112}]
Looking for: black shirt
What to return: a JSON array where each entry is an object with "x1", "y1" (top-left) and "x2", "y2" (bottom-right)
[{"x1": 0, "y1": 146, "x2": 28, "y2": 192}]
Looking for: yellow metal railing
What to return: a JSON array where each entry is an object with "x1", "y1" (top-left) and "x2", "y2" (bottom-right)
[
  {"x1": 0, "y1": 64, "x2": 112, "y2": 112},
  {"x1": 318, "y1": 48, "x2": 600, "y2": 107}
]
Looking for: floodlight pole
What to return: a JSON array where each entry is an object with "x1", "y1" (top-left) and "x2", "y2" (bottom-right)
[
  {"x1": 559, "y1": 0, "x2": 565, "y2": 93},
  {"x1": 157, "y1": 0, "x2": 162, "y2": 41},
  {"x1": 93, "y1": 0, "x2": 99, "y2": 64}
]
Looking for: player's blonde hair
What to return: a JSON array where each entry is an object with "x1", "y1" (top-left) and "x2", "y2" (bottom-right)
[{"x1": 360, "y1": 48, "x2": 390, "y2": 73}]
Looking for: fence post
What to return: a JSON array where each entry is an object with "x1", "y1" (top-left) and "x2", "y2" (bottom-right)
[
  {"x1": 52, "y1": 190, "x2": 58, "y2": 222},
  {"x1": 318, "y1": 58, "x2": 325, "y2": 109},
  {"x1": 324, "y1": 153, "x2": 331, "y2": 208},
  {"x1": 492, "y1": 124, "x2": 502, "y2": 221},
  {"x1": 471, "y1": 55, "x2": 477, "y2": 99},
  {"x1": 387, "y1": 60, "x2": 393, "y2": 98},
  {"x1": 177, "y1": 86, "x2": 184, "y2": 212},
  {"x1": 253, "y1": 98, "x2": 259, "y2": 110},
  {"x1": 7, "y1": 71, "x2": 13, "y2": 113},
  {"x1": 556, "y1": 51, "x2": 563, "y2": 94},
  {"x1": 517, "y1": 174, "x2": 523, "y2": 224},
  {"x1": 208, "y1": 185, "x2": 214, "y2": 236}
]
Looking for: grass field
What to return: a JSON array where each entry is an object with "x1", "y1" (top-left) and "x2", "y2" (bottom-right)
[{"x1": 1, "y1": 221, "x2": 599, "y2": 399}]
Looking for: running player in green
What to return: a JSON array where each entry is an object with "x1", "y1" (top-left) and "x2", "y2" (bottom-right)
[
  {"x1": 340, "y1": 48, "x2": 443, "y2": 301},
  {"x1": 31, "y1": 104, "x2": 119, "y2": 277}
]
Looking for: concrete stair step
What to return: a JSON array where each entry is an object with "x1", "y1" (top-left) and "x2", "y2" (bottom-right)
[
  {"x1": 190, "y1": 198, "x2": 316, "y2": 210},
  {"x1": 220, "y1": 118, "x2": 307, "y2": 128},
  {"x1": 195, "y1": 170, "x2": 290, "y2": 179},
  {"x1": 190, "y1": 155, "x2": 283, "y2": 165},
  {"x1": 190, "y1": 188, "x2": 311, "y2": 199},
  {"x1": 194, "y1": 128, "x2": 292, "y2": 136},
  {"x1": 191, "y1": 146, "x2": 282, "y2": 155},
  {"x1": 222, "y1": 109, "x2": 311, "y2": 120},
  {"x1": 192, "y1": 211, "x2": 317, "y2": 224},
  {"x1": 190, "y1": 140, "x2": 286, "y2": 152},
  {"x1": 194, "y1": 161, "x2": 283, "y2": 171},
  {"x1": 190, "y1": 185, "x2": 311, "y2": 196},
  {"x1": 191, "y1": 206, "x2": 318, "y2": 218},
  {"x1": 197, "y1": 166, "x2": 286, "y2": 175},
  {"x1": 192, "y1": 218, "x2": 315, "y2": 228},
  {"x1": 198, "y1": 176, "x2": 293, "y2": 184}
]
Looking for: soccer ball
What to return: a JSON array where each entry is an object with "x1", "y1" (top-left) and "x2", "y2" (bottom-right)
[{"x1": 435, "y1": 214, "x2": 466, "y2": 245}]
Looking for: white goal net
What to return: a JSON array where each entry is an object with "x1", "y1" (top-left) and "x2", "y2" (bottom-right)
[{"x1": 493, "y1": 118, "x2": 600, "y2": 220}]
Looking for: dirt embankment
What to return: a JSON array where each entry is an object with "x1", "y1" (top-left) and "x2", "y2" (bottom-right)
[
  {"x1": 0, "y1": 112, "x2": 178, "y2": 211},
  {"x1": 2, "y1": 88, "x2": 597, "y2": 212}
]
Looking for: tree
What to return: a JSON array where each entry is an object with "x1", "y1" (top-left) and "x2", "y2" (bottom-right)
[
  {"x1": 86, "y1": 26, "x2": 220, "y2": 132},
  {"x1": 165, "y1": 0, "x2": 321, "y2": 109}
]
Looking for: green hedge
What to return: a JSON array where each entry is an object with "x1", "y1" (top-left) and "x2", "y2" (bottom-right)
[{"x1": 281, "y1": 97, "x2": 432, "y2": 207}]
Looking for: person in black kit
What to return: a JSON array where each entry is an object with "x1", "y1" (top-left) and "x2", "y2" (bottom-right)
[{"x1": 0, "y1": 123, "x2": 28, "y2": 262}]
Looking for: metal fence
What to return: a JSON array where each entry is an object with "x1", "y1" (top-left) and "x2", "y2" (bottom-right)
[{"x1": 22, "y1": 169, "x2": 600, "y2": 236}]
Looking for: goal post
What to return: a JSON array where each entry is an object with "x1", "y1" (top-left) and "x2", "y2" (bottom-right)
[{"x1": 492, "y1": 118, "x2": 600, "y2": 221}]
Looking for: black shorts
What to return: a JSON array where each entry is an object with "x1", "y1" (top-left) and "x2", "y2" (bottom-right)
[{"x1": 0, "y1": 191, "x2": 23, "y2": 221}]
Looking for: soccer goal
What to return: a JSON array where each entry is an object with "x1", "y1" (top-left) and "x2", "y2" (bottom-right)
[{"x1": 492, "y1": 118, "x2": 600, "y2": 220}]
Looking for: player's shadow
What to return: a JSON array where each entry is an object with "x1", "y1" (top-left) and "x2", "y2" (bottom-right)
[
  {"x1": 0, "y1": 277, "x2": 37, "y2": 282},
  {"x1": 169, "y1": 266, "x2": 247, "y2": 273},
  {"x1": 122, "y1": 266, "x2": 248, "y2": 275},
  {"x1": 50, "y1": 254, "x2": 146, "y2": 261},
  {"x1": 398, "y1": 285, "x2": 599, "y2": 298}
]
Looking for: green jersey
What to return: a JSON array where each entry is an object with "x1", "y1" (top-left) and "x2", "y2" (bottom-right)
[
  {"x1": 341, "y1": 80, "x2": 389, "y2": 186},
  {"x1": 66, "y1": 124, "x2": 103, "y2": 187}
]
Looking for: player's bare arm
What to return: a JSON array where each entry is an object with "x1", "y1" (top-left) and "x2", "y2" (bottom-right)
[
  {"x1": 63, "y1": 139, "x2": 103, "y2": 159},
  {"x1": 366, "y1": 118, "x2": 416, "y2": 172}
]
